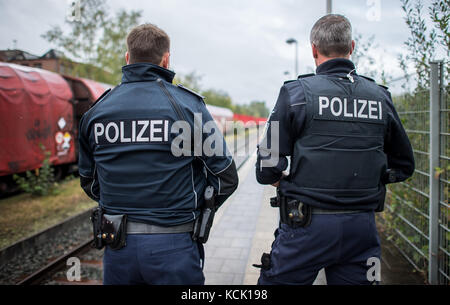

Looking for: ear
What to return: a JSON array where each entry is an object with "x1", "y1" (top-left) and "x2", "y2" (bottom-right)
[
  {"x1": 349, "y1": 40, "x2": 355, "y2": 56},
  {"x1": 125, "y1": 51, "x2": 130, "y2": 65},
  {"x1": 160, "y1": 52, "x2": 170, "y2": 69},
  {"x1": 311, "y1": 44, "x2": 319, "y2": 59}
]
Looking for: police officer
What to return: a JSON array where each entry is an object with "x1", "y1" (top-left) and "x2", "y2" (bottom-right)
[
  {"x1": 255, "y1": 14, "x2": 414, "y2": 285},
  {"x1": 78, "y1": 24, "x2": 239, "y2": 285}
]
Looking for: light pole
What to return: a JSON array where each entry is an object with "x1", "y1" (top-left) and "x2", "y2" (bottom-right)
[
  {"x1": 286, "y1": 38, "x2": 298, "y2": 77},
  {"x1": 326, "y1": 0, "x2": 332, "y2": 14}
]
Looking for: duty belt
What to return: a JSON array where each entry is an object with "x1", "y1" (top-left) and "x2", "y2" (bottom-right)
[
  {"x1": 127, "y1": 221, "x2": 194, "y2": 234},
  {"x1": 311, "y1": 208, "x2": 364, "y2": 214}
]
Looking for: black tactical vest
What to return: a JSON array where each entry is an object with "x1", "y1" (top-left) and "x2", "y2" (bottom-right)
[{"x1": 281, "y1": 74, "x2": 390, "y2": 210}]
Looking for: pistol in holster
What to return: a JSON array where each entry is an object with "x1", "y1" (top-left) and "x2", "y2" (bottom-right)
[
  {"x1": 90, "y1": 207, "x2": 127, "y2": 250},
  {"x1": 270, "y1": 188, "x2": 312, "y2": 229},
  {"x1": 192, "y1": 186, "x2": 216, "y2": 244}
]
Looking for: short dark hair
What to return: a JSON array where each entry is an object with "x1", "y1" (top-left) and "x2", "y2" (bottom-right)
[
  {"x1": 126, "y1": 24, "x2": 170, "y2": 65},
  {"x1": 310, "y1": 14, "x2": 352, "y2": 57}
]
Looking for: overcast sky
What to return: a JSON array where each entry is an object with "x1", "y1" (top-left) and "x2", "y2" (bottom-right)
[{"x1": 0, "y1": 0, "x2": 426, "y2": 108}]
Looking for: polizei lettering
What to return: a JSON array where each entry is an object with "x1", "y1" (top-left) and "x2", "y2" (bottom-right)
[
  {"x1": 316, "y1": 96, "x2": 384, "y2": 123},
  {"x1": 94, "y1": 119, "x2": 170, "y2": 145}
]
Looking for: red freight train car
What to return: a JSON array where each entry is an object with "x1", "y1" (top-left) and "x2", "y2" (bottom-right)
[
  {"x1": 0, "y1": 63, "x2": 76, "y2": 191},
  {"x1": 0, "y1": 62, "x2": 109, "y2": 193}
]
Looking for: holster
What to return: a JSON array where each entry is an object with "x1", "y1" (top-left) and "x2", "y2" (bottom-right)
[
  {"x1": 270, "y1": 189, "x2": 312, "y2": 229},
  {"x1": 91, "y1": 207, "x2": 104, "y2": 249},
  {"x1": 192, "y1": 186, "x2": 216, "y2": 244},
  {"x1": 252, "y1": 252, "x2": 271, "y2": 270},
  {"x1": 91, "y1": 207, "x2": 127, "y2": 250}
]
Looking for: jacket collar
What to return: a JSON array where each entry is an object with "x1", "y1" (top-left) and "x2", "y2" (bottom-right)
[
  {"x1": 121, "y1": 63, "x2": 175, "y2": 83},
  {"x1": 316, "y1": 58, "x2": 356, "y2": 76}
]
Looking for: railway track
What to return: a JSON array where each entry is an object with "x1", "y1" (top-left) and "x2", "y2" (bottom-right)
[{"x1": 10, "y1": 131, "x2": 261, "y2": 285}]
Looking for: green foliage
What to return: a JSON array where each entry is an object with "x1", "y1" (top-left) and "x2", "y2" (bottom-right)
[
  {"x1": 429, "y1": 0, "x2": 450, "y2": 53},
  {"x1": 233, "y1": 101, "x2": 270, "y2": 118},
  {"x1": 352, "y1": 32, "x2": 377, "y2": 78},
  {"x1": 174, "y1": 71, "x2": 203, "y2": 92},
  {"x1": 351, "y1": 31, "x2": 393, "y2": 85},
  {"x1": 42, "y1": 0, "x2": 142, "y2": 84},
  {"x1": 13, "y1": 145, "x2": 55, "y2": 196},
  {"x1": 202, "y1": 89, "x2": 234, "y2": 109},
  {"x1": 382, "y1": 86, "x2": 450, "y2": 279},
  {"x1": 383, "y1": 2, "x2": 450, "y2": 279},
  {"x1": 96, "y1": 9, "x2": 142, "y2": 84},
  {"x1": 399, "y1": 0, "x2": 449, "y2": 90}
]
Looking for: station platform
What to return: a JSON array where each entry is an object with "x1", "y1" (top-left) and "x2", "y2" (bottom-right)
[
  {"x1": 202, "y1": 151, "x2": 424, "y2": 285},
  {"x1": 203, "y1": 152, "x2": 326, "y2": 285}
]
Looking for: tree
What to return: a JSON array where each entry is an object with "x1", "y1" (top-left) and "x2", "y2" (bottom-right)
[
  {"x1": 174, "y1": 70, "x2": 269, "y2": 117},
  {"x1": 232, "y1": 101, "x2": 269, "y2": 118},
  {"x1": 352, "y1": 31, "x2": 392, "y2": 85},
  {"x1": 247, "y1": 101, "x2": 270, "y2": 118},
  {"x1": 96, "y1": 9, "x2": 142, "y2": 83},
  {"x1": 174, "y1": 71, "x2": 203, "y2": 92},
  {"x1": 42, "y1": 0, "x2": 141, "y2": 84},
  {"x1": 399, "y1": 0, "x2": 449, "y2": 89},
  {"x1": 202, "y1": 89, "x2": 233, "y2": 109},
  {"x1": 352, "y1": 31, "x2": 377, "y2": 79}
]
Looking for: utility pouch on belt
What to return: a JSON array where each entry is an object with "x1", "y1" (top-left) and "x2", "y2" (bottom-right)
[
  {"x1": 193, "y1": 186, "x2": 216, "y2": 244},
  {"x1": 91, "y1": 207, "x2": 127, "y2": 250},
  {"x1": 270, "y1": 188, "x2": 312, "y2": 229}
]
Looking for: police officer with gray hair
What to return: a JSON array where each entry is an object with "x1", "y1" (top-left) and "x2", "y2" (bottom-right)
[{"x1": 255, "y1": 14, "x2": 414, "y2": 285}]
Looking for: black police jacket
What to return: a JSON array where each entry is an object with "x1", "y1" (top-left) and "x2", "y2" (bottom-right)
[
  {"x1": 256, "y1": 58, "x2": 415, "y2": 211},
  {"x1": 79, "y1": 63, "x2": 238, "y2": 226}
]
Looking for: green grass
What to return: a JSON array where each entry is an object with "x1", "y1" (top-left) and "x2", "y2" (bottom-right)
[{"x1": 0, "y1": 178, "x2": 96, "y2": 249}]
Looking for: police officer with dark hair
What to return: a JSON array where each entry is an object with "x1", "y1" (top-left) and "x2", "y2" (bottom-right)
[
  {"x1": 255, "y1": 14, "x2": 414, "y2": 285},
  {"x1": 79, "y1": 23, "x2": 239, "y2": 285}
]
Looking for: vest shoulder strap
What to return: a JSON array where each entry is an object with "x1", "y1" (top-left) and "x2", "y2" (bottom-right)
[
  {"x1": 358, "y1": 75, "x2": 389, "y2": 90},
  {"x1": 284, "y1": 79, "x2": 297, "y2": 85},
  {"x1": 298, "y1": 73, "x2": 315, "y2": 79},
  {"x1": 359, "y1": 75, "x2": 375, "y2": 82},
  {"x1": 177, "y1": 84, "x2": 205, "y2": 102}
]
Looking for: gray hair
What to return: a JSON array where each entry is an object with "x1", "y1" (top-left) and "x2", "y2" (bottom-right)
[{"x1": 310, "y1": 14, "x2": 353, "y2": 57}]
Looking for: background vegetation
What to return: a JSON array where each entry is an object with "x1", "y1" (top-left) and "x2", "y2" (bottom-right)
[{"x1": 379, "y1": 0, "x2": 449, "y2": 280}]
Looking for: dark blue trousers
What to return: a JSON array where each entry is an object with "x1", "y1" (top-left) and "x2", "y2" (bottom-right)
[
  {"x1": 103, "y1": 233, "x2": 205, "y2": 285},
  {"x1": 258, "y1": 211, "x2": 381, "y2": 285}
]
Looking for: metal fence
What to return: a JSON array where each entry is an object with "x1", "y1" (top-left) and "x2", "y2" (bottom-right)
[{"x1": 382, "y1": 61, "x2": 449, "y2": 285}]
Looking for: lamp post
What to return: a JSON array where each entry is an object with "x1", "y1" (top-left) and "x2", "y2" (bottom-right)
[
  {"x1": 326, "y1": 0, "x2": 332, "y2": 14},
  {"x1": 286, "y1": 38, "x2": 298, "y2": 77}
]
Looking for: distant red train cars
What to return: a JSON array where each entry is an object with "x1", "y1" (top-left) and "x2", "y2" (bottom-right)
[
  {"x1": 233, "y1": 113, "x2": 267, "y2": 125},
  {"x1": 0, "y1": 62, "x2": 109, "y2": 193},
  {"x1": 0, "y1": 63, "x2": 76, "y2": 187},
  {"x1": 0, "y1": 62, "x2": 266, "y2": 194}
]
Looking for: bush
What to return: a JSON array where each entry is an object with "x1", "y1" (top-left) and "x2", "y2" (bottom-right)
[{"x1": 13, "y1": 145, "x2": 55, "y2": 196}]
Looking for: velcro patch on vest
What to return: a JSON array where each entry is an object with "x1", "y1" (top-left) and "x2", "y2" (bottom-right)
[
  {"x1": 314, "y1": 95, "x2": 385, "y2": 124},
  {"x1": 93, "y1": 119, "x2": 170, "y2": 145}
]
